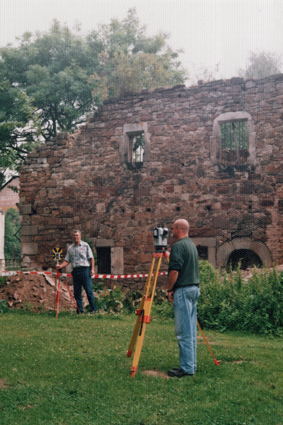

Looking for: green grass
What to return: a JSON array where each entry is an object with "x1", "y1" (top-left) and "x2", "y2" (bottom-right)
[{"x1": 0, "y1": 311, "x2": 282, "y2": 425}]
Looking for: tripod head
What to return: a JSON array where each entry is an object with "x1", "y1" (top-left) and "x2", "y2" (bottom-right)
[{"x1": 153, "y1": 224, "x2": 168, "y2": 253}]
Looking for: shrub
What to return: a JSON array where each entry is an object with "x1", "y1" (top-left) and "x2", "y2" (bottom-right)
[{"x1": 198, "y1": 261, "x2": 283, "y2": 335}]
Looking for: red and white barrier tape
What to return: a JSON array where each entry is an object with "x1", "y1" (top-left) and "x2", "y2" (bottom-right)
[{"x1": 0, "y1": 270, "x2": 168, "y2": 279}]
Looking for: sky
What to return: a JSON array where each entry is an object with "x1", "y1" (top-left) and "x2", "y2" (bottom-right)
[{"x1": 0, "y1": 0, "x2": 283, "y2": 83}]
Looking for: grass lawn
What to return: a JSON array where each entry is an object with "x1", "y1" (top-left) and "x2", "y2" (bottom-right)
[{"x1": 0, "y1": 310, "x2": 282, "y2": 425}]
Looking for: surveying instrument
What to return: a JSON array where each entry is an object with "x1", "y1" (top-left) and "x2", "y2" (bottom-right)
[{"x1": 127, "y1": 224, "x2": 220, "y2": 377}]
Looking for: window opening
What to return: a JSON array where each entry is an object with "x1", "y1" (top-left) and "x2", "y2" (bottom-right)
[
  {"x1": 197, "y1": 245, "x2": 208, "y2": 261},
  {"x1": 96, "y1": 247, "x2": 111, "y2": 274},
  {"x1": 131, "y1": 133, "x2": 144, "y2": 163}
]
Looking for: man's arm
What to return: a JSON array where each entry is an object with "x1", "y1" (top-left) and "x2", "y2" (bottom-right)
[
  {"x1": 90, "y1": 257, "x2": 95, "y2": 276},
  {"x1": 167, "y1": 269, "x2": 179, "y2": 302},
  {"x1": 168, "y1": 270, "x2": 178, "y2": 291}
]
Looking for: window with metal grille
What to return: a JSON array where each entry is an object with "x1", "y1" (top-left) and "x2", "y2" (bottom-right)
[
  {"x1": 221, "y1": 120, "x2": 248, "y2": 150},
  {"x1": 211, "y1": 111, "x2": 256, "y2": 169}
]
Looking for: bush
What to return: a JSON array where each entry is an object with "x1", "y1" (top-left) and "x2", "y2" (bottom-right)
[{"x1": 198, "y1": 261, "x2": 283, "y2": 335}]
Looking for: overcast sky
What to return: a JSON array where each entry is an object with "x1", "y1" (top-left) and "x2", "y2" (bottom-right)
[{"x1": 0, "y1": 0, "x2": 283, "y2": 83}]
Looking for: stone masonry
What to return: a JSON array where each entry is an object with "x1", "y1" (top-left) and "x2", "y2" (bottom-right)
[{"x1": 19, "y1": 74, "x2": 283, "y2": 280}]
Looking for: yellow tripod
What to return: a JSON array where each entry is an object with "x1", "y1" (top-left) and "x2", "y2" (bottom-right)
[{"x1": 127, "y1": 251, "x2": 169, "y2": 377}]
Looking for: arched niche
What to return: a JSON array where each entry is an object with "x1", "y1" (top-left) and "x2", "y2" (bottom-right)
[{"x1": 217, "y1": 238, "x2": 272, "y2": 269}]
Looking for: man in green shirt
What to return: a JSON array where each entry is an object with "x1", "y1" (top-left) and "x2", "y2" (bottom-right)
[{"x1": 167, "y1": 219, "x2": 200, "y2": 378}]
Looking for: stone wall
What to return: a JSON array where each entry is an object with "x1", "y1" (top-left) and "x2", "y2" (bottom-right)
[{"x1": 19, "y1": 74, "x2": 283, "y2": 279}]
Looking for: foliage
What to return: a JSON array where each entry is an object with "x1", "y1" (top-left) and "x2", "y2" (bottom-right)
[
  {"x1": 198, "y1": 261, "x2": 283, "y2": 335},
  {"x1": 92, "y1": 285, "x2": 170, "y2": 316},
  {"x1": 4, "y1": 207, "x2": 21, "y2": 260},
  {"x1": 94, "y1": 8, "x2": 186, "y2": 98},
  {"x1": 0, "y1": 277, "x2": 6, "y2": 286},
  {"x1": 0, "y1": 299, "x2": 8, "y2": 313},
  {"x1": 0, "y1": 21, "x2": 104, "y2": 142},
  {"x1": 90, "y1": 260, "x2": 283, "y2": 334},
  {"x1": 0, "y1": 81, "x2": 40, "y2": 186},
  {"x1": 238, "y1": 51, "x2": 282, "y2": 79},
  {"x1": 0, "y1": 313, "x2": 282, "y2": 424},
  {"x1": 93, "y1": 285, "x2": 124, "y2": 313}
]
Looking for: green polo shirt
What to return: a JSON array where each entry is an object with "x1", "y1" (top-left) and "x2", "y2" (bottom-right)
[{"x1": 168, "y1": 237, "x2": 200, "y2": 290}]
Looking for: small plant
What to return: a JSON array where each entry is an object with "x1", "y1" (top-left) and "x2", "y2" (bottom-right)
[
  {"x1": 23, "y1": 301, "x2": 34, "y2": 312},
  {"x1": 122, "y1": 290, "x2": 143, "y2": 313},
  {"x1": 95, "y1": 285, "x2": 124, "y2": 313},
  {"x1": 92, "y1": 278, "x2": 105, "y2": 292},
  {"x1": 0, "y1": 276, "x2": 6, "y2": 286},
  {"x1": 0, "y1": 299, "x2": 8, "y2": 313}
]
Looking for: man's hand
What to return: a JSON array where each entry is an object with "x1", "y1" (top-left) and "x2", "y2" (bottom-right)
[
  {"x1": 168, "y1": 290, "x2": 174, "y2": 302},
  {"x1": 90, "y1": 268, "x2": 95, "y2": 277}
]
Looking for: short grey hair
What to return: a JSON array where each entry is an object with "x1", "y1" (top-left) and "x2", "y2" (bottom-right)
[{"x1": 73, "y1": 229, "x2": 81, "y2": 235}]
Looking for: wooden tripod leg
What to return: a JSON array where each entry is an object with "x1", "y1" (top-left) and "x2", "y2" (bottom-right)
[
  {"x1": 64, "y1": 280, "x2": 82, "y2": 314},
  {"x1": 55, "y1": 280, "x2": 61, "y2": 319},
  {"x1": 127, "y1": 257, "x2": 156, "y2": 357},
  {"x1": 197, "y1": 320, "x2": 221, "y2": 366},
  {"x1": 130, "y1": 256, "x2": 162, "y2": 377}
]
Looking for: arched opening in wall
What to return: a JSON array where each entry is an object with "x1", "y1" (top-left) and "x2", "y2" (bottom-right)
[{"x1": 227, "y1": 249, "x2": 262, "y2": 270}]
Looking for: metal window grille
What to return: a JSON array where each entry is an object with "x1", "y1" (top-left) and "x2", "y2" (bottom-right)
[{"x1": 221, "y1": 121, "x2": 248, "y2": 150}]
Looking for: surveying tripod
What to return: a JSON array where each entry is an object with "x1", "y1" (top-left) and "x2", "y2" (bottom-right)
[
  {"x1": 127, "y1": 251, "x2": 168, "y2": 377},
  {"x1": 127, "y1": 251, "x2": 220, "y2": 377}
]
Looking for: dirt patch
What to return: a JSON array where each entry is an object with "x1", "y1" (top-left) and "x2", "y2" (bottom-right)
[
  {"x1": 142, "y1": 370, "x2": 170, "y2": 379},
  {"x1": 0, "y1": 379, "x2": 5, "y2": 388},
  {"x1": 0, "y1": 273, "x2": 87, "y2": 312}
]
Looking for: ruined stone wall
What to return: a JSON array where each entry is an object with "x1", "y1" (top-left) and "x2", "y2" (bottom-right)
[{"x1": 19, "y1": 75, "x2": 283, "y2": 277}]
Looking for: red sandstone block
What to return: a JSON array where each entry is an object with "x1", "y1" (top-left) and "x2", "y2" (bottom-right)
[{"x1": 216, "y1": 186, "x2": 230, "y2": 194}]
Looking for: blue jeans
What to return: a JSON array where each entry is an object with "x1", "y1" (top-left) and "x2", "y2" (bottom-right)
[
  {"x1": 72, "y1": 267, "x2": 96, "y2": 314},
  {"x1": 173, "y1": 285, "x2": 200, "y2": 374}
]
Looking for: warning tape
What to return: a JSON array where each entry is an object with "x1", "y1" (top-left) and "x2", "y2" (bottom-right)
[{"x1": 0, "y1": 270, "x2": 168, "y2": 279}]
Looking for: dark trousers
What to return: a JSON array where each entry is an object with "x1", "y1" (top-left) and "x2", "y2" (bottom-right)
[{"x1": 72, "y1": 267, "x2": 96, "y2": 313}]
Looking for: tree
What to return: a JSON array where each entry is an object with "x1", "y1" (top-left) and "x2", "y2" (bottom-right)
[
  {"x1": 239, "y1": 51, "x2": 282, "y2": 79},
  {"x1": 94, "y1": 8, "x2": 186, "y2": 97},
  {"x1": 0, "y1": 21, "x2": 105, "y2": 142},
  {"x1": 0, "y1": 80, "x2": 40, "y2": 188},
  {"x1": 4, "y1": 208, "x2": 21, "y2": 261}
]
